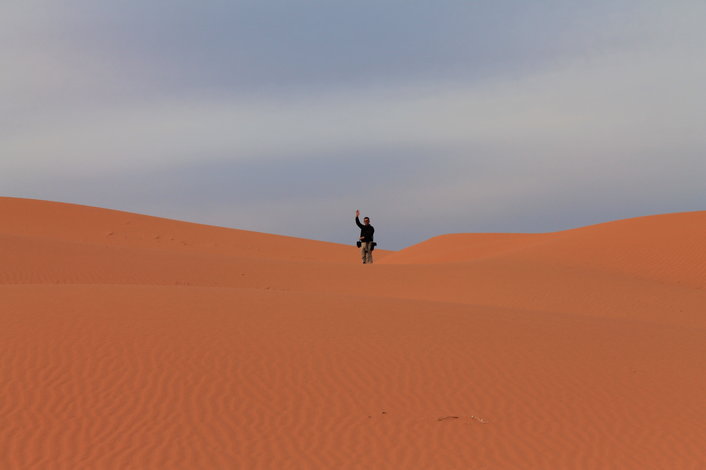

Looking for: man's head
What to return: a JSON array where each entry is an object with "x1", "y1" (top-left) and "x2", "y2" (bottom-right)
[{"x1": 363, "y1": 217, "x2": 370, "y2": 225}]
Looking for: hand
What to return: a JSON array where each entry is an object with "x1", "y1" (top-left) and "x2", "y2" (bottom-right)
[{"x1": 355, "y1": 210, "x2": 360, "y2": 217}]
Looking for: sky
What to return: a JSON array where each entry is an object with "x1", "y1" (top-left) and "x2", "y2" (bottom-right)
[{"x1": 2, "y1": 1, "x2": 705, "y2": 249}]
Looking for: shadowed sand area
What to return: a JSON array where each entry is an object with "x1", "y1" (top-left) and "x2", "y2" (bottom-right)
[{"x1": 1, "y1": 197, "x2": 705, "y2": 469}]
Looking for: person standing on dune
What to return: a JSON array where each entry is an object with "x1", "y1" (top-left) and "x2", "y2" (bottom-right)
[{"x1": 355, "y1": 210, "x2": 375, "y2": 264}]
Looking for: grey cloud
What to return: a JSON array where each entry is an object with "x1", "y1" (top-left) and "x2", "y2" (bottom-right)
[{"x1": 4, "y1": 0, "x2": 648, "y2": 101}]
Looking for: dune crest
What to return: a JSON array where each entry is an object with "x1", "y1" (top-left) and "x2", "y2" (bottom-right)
[
  {"x1": 1, "y1": 197, "x2": 705, "y2": 469},
  {"x1": 379, "y1": 232, "x2": 546, "y2": 264},
  {"x1": 0, "y1": 196, "x2": 379, "y2": 263},
  {"x1": 383, "y1": 211, "x2": 706, "y2": 288}
]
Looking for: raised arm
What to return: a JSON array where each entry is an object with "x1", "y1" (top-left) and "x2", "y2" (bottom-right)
[{"x1": 355, "y1": 210, "x2": 364, "y2": 228}]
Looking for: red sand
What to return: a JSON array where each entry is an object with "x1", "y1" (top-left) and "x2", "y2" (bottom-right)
[{"x1": 1, "y1": 197, "x2": 705, "y2": 469}]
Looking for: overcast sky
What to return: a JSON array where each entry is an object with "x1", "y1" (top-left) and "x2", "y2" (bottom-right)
[{"x1": 3, "y1": 1, "x2": 705, "y2": 248}]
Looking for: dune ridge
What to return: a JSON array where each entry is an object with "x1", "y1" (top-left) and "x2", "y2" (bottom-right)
[
  {"x1": 382, "y1": 211, "x2": 706, "y2": 287},
  {"x1": 1, "y1": 197, "x2": 705, "y2": 469},
  {"x1": 0, "y1": 197, "x2": 388, "y2": 263}
]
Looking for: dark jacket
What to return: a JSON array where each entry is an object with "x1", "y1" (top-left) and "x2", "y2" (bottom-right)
[{"x1": 355, "y1": 217, "x2": 375, "y2": 242}]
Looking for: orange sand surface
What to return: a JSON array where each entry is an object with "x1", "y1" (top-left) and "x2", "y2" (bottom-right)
[{"x1": 1, "y1": 197, "x2": 705, "y2": 469}]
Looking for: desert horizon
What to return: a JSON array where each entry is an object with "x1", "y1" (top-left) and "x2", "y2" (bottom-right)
[
  {"x1": 2, "y1": 196, "x2": 705, "y2": 469},
  {"x1": 5, "y1": 2, "x2": 706, "y2": 468}
]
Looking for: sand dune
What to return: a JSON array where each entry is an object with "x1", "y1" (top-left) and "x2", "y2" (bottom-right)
[
  {"x1": 379, "y1": 232, "x2": 546, "y2": 264},
  {"x1": 1, "y1": 197, "x2": 705, "y2": 469},
  {"x1": 382, "y1": 212, "x2": 706, "y2": 287},
  {"x1": 0, "y1": 197, "x2": 386, "y2": 263}
]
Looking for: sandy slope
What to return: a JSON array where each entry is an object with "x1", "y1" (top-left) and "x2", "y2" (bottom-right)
[{"x1": 1, "y1": 197, "x2": 705, "y2": 469}]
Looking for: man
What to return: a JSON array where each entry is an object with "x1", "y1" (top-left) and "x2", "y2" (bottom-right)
[{"x1": 355, "y1": 209, "x2": 375, "y2": 264}]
